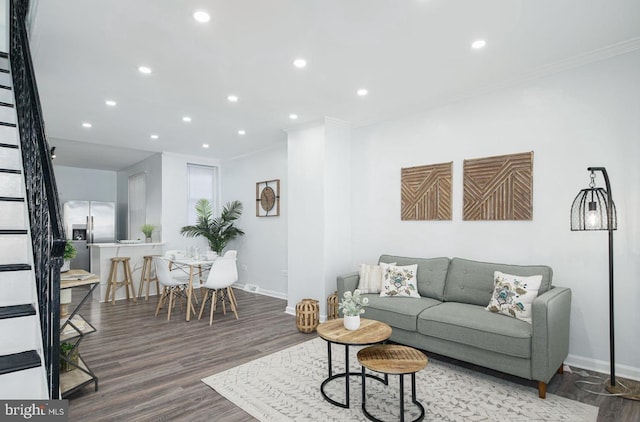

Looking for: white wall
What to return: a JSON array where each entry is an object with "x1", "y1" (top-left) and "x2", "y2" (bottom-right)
[
  {"x1": 54, "y1": 165, "x2": 117, "y2": 205},
  {"x1": 116, "y1": 153, "x2": 162, "y2": 241},
  {"x1": 161, "y1": 152, "x2": 221, "y2": 253},
  {"x1": 221, "y1": 144, "x2": 288, "y2": 298},
  {"x1": 349, "y1": 51, "x2": 640, "y2": 378}
]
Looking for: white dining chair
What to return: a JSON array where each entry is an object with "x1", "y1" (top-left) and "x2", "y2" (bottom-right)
[
  {"x1": 153, "y1": 256, "x2": 195, "y2": 321},
  {"x1": 222, "y1": 250, "x2": 238, "y2": 306},
  {"x1": 197, "y1": 255, "x2": 239, "y2": 325}
]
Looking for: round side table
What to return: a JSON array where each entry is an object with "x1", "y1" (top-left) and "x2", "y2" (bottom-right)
[{"x1": 358, "y1": 344, "x2": 428, "y2": 422}]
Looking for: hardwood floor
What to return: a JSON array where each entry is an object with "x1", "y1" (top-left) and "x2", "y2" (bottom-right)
[{"x1": 66, "y1": 288, "x2": 639, "y2": 421}]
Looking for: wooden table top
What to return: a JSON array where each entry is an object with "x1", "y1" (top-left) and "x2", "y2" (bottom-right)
[
  {"x1": 357, "y1": 344, "x2": 428, "y2": 375},
  {"x1": 316, "y1": 318, "x2": 392, "y2": 345},
  {"x1": 60, "y1": 270, "x2": 100, "y2": 289}
]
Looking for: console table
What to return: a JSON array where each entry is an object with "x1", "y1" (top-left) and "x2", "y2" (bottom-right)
[{"x1": 60, "y1": 270, "x2": 99, "y2": 398}]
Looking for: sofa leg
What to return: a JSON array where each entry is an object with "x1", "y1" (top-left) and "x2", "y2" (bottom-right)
[
  {"x1": 538, "y1": 381, "x2": 547, "y2": 399},
  {"x1": 557, "y1": 364, "x2": 564, "y2": 375}
]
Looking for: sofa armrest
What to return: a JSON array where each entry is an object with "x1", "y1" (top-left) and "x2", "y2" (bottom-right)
[
  {"x1": 531, "y1": 286, "x2": 572, "y2": 383},
  {"x1": 337, "y1": 272, "x2": 360, "y2": 316}
]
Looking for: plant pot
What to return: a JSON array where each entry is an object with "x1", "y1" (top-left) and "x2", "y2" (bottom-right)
[
  {"x1": 145, "y1": 237, "x2": 152, "y2": 243},
  {"x1": 60, "y1": 259, "x2": 70, "y2": 272},
  {"x1": 60, "y1": 348, "x2": 79, "y2": 372},
  {"x1": 343, "y1": 315, "x2": 360, "y2": 331}
]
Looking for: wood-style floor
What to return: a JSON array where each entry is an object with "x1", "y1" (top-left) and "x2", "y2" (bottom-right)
[{"x1": 66, "y1": 288, "x2": 639, "y2": 421}]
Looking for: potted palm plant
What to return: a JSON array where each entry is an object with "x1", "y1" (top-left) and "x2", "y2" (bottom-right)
[{"x1": 180, "y1": 199, "x2": 244, "y2": 255}]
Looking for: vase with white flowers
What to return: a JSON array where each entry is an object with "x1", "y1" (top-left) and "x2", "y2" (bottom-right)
[{"x1": 338, "y1": 289, "x2": 369, "y2": 330}]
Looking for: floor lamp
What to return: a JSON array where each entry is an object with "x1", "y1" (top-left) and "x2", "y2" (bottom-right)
[{"x1": 569, "y1": 167, "x2": 640, "y2": 399}]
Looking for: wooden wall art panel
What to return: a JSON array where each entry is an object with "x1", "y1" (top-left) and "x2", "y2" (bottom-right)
[
  {"x1": 401, "y1": 162, "x2": 452, "y2": 220},
  {"x1": 463, "y1": 152, "x2": 533, "y2": 221}
]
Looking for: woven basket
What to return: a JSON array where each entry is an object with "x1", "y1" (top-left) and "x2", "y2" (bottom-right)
[
  {"x1": 327, "y1": 291, "x2": 339, "y2": 320},
  {"x1": 296, "y1": 298, "x2": 319, "y2": 333}
]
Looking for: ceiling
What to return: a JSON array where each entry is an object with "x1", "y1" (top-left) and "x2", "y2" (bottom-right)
[{"x1": 28, "y1": 0, "x2": 640, "y2": 171}]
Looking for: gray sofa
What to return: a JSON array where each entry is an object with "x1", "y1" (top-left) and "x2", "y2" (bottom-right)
[{"x1": 337, "y1": 255, "x2": 572, "y2": 398}]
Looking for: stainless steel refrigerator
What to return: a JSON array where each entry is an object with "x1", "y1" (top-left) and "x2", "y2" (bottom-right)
[{"x1": 63, "y1": 201, "x2": 116, "y2": 271}]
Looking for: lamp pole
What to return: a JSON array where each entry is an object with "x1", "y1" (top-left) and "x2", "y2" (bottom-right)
[{"x1": 588, "y1": 167, "x2": 615, "y2": 387}]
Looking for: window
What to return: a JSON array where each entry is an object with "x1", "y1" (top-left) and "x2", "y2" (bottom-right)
[
  {"x1": 187, "y1": 164, "x2": 218, "y2": 224},
  {"x1": 128, "y1": 172, "x2": 146, "y2": 239}
]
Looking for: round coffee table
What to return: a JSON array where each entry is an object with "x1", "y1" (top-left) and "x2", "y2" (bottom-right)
[
  {"x1": 316, "y1": 318, "x2": 392, "y2": 408},
  {"x1": 358, "y1": 344, "x2": 428, "y2": 422}
]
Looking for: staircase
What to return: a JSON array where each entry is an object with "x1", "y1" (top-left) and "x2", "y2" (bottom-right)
[
  {"x1": 0, "y1": 0, "x2": 67, "y2": 400},
  {"x1": 0, "y1": 51, "x2": 49, "y2": 399}
]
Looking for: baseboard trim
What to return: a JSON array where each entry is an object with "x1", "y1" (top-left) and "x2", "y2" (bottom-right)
[
  {"x1": 234, "y1": 283, "x2": 287, "y2": 300},
  {"x1": 565, "y1": 354, "x2": 640, "y2": 382},
  {"x1": 284, "y1": 306, "x2": 327, "y2": 322}
]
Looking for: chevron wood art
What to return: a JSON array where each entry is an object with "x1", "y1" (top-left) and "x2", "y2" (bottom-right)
[
  {"x1": 463, "y1": 152, "x2": 533, "y2": 221},
  {"x1": 401, "y1": 162, "x2": 452, "y2": 220}
]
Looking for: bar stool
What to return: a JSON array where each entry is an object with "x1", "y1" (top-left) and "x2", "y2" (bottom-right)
[
  {"x1": 105, "y1": 257, "x2": 137, "y2": 304},
  {"x1": 138, "y1": 255, "x2": 160, "y2": 301}
]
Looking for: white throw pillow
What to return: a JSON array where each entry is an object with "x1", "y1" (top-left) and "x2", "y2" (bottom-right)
[
  {"x1": 380, "y1": 264, "x2": 420, "y2": 298},
  {"x1": 358, "y1": 262, "x2": 396, "y2": 294},
  {"x1": 486, "y1": 271, "x2": 543, "y2": 323}
]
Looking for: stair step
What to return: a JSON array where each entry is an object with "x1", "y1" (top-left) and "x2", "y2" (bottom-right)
[
  {"x1": 0, "y1": 271, "x2": 33, "y2": 307},
  {"x1": 0, "y1": 168, "x2": 20, "y2": 174},
  {"x1": 0, "y1": 350, "x2": 40, "y2": 376},
  {"x1": 0, "y1": 125, "x2": 18, "y2": 144},
  {"x1": 0, "y1": 172, "x2": 23, "y2": 197},
  {"x1": 0, "y1": 264, "x2": 31, "y2": 272},
  {"x1": 0, "y1": 88, "x2": 13, "y2": 106},
  {"x1": 0, "y1": 234, "x2": 30, "y2": 265},
  {"x1": 0, "y1": 304, "x2": 36, "y2": 320},
  {"x1": 0, "y1": 101, "x2": 13, "y2": 108},
  {"x1": 0, "y1": 196, "x2": 24, "y2": 202},
  {"x1": 0, "y1": 122, "x2": 16, "y2": 127},
  {"x1": 0, "y1": 201, "x2": 26, "y2": 229},
  {"x1": 0, "y1": 85, "x2": 12, "y2": 91},
  {"x1": 0, "y1": 69, "x2": 8, "y2": 74},
  {"x1": 0, "y1": 143, "x2": 18, "y2": 149},
  {"x1": 0, "y1": 229, "x2": 27, "y2": 235}
]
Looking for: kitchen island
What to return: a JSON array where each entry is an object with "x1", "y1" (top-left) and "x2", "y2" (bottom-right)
[{"x1": 90, "y1": 242, "x2": 164, "y2": 302}]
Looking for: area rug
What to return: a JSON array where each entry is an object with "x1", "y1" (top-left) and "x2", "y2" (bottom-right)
[{"x1": 202, "y1": 338, "x2": 598, "y2": 422}]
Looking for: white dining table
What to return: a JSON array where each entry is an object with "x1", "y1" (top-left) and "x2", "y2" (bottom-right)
[{"x1": 169, "y1": 257, "x2": 216, "y2": 321}]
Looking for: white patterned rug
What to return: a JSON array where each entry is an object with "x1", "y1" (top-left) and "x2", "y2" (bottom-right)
[{"x1": 202, "y1": 337, "x2": 598, "y2": 422}]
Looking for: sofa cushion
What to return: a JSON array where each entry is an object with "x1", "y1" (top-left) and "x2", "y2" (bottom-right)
[
  {"x1": 362, "y1": 294, "x2": 441, "y2": 332},
  {"x1": 358, "y1": 262, "x2": 396, "y2": 294},
  {"x1": 444, "y1": 257, "x2": 553, "y2": 306},
  {"x1": 486, "y1": 271, "x2": 543, "y2": 323},
  {"x1": 379, "y1": 255, "x2": 450, "y2": 301},
  {"x1": 417, "y1": 302, "x2": 532, "y2": 358},
  {"x1": 380, "y1": 264, "x2": 420, "y2": 297}
]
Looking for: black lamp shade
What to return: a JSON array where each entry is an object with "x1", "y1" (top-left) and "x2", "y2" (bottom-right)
[{"x1": 570, "y1": 187, "x2": 617, "y2": 231}]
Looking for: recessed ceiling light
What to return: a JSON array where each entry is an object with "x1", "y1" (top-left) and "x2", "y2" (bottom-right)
[
  {"x1": 193, "y1": 10, "x2": 210, "y2": 23},
  {"x1": 227, "y1": 95, "x2": 239, "y2": 102},
  {"x1": 357, "y1": 88, "x2": 368, "y2": 96},
  {"x1": 471, "y1": 39, "x2": 487, "y2": 50},
  {"x1": 289, "y1": 114, "x2": 298, "y2": 120},
  {"x1": 182, "y1": 116, "x2": 192, "y2": 122},
  {"x1": 105, "y1": 100, "x2": 117, "y2": 107},
  {"x1": 150, "y1": 134, "x2": 159, "y2": 140},
  {"x1": 138, "y1": 66, "x2": 152, "y2": 74},
  {"x1": 293, "y1": 58, "x2": 307, "y2": 69},
  {"x1": 82, "y1": 122, "x2": 92, "y2": 128},
  {"x1": 238, "y1": 130, "x2": 246, "y2": 135},
  {"x1": 202, "y1": 143, "x2": 209, "y2": 148}
]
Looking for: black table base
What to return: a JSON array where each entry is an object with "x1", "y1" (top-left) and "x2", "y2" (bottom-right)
[
  {"x1": 320, "y1": 341, "x2": 388, "y2": 408},
  {"x1": 361, "y1": 369, "x2": 425, "y2": 422}
]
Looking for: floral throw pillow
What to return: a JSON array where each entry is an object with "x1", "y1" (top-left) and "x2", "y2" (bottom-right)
[
  {"x1": 380, "y1": 264, "x2": 420, "y2": 298},
  {"x1": 357, "y1": 262, "x2": 395, "y2": 294},
  {"x1": 486, "y1": 271, "x2": 543, "y2": 323}
]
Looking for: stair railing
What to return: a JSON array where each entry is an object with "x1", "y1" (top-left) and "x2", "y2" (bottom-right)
[{"x1": 9, "y1": 0, "x2": 66, "y2": 399}]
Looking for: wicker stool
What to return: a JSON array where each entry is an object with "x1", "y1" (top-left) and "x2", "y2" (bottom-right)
[
  {"x1": 105, "y1": 257, "x2": 137, "y2": 304},
  {"x1": 296, "y1": 298, "x2": 319, "y2": 333},
  {"x1": 138, "y1": 255, "x2": 160, "y2": 300}
]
